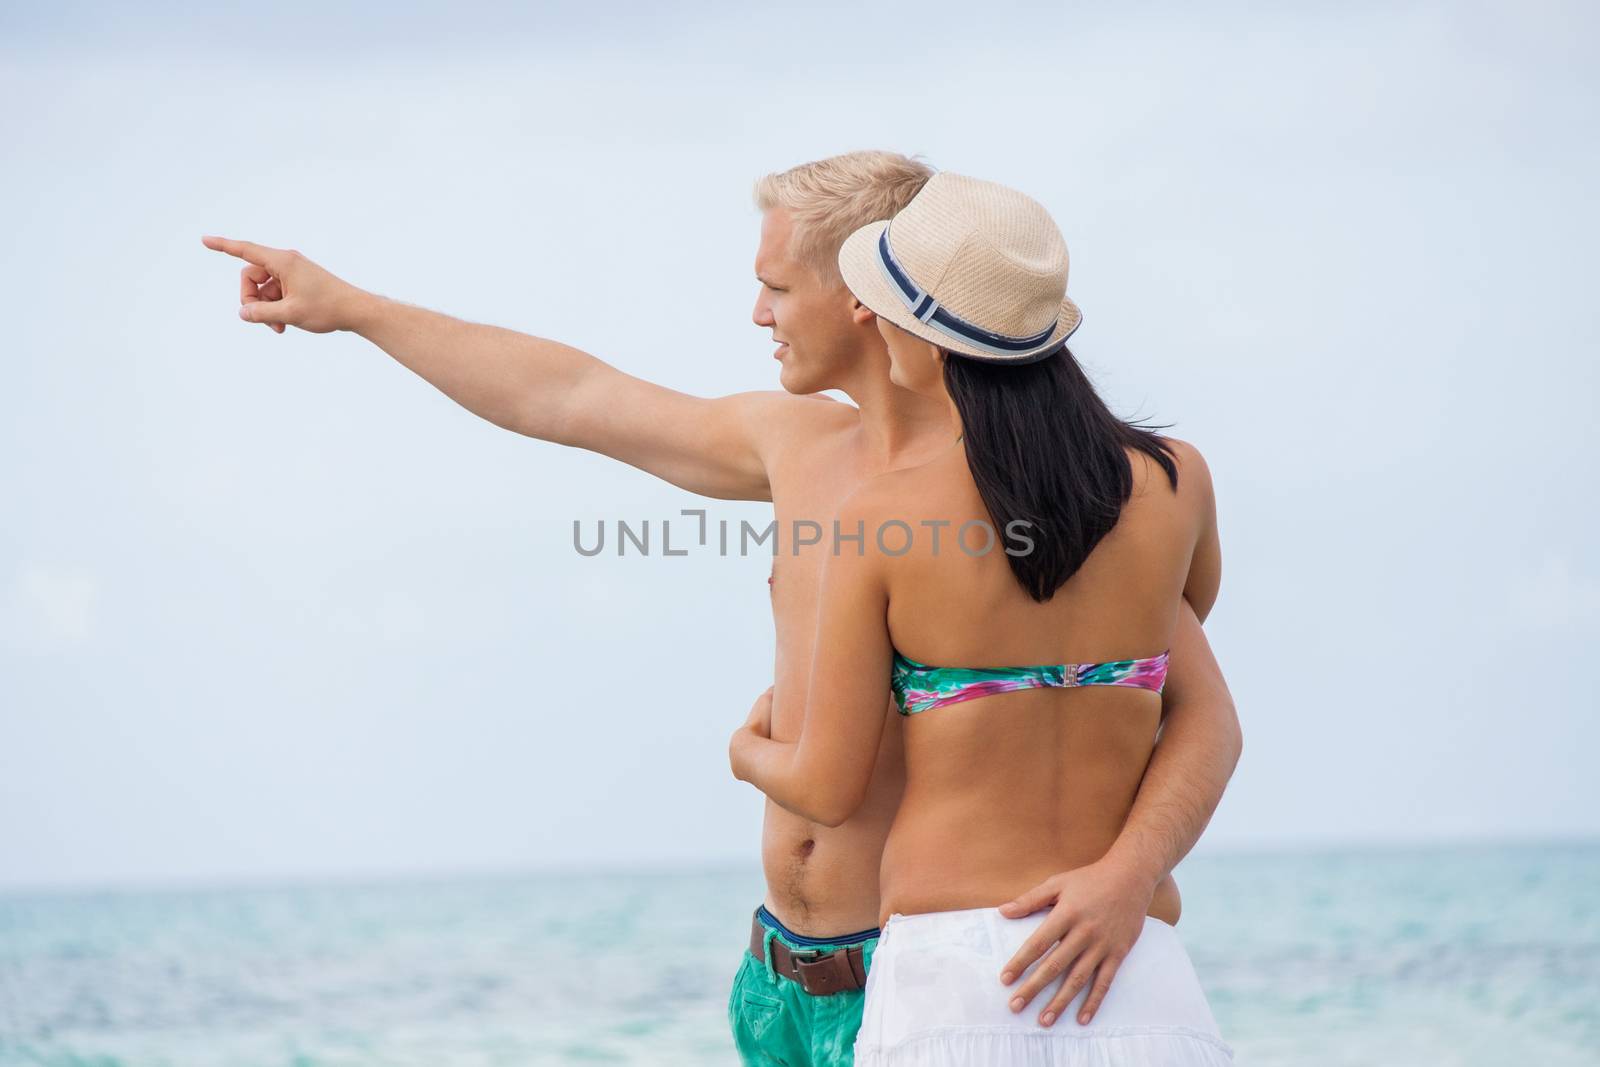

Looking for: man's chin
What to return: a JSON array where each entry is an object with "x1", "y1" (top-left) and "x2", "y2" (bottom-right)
[{"x1": 778, "y1": 362, "x2": 826, "y2": 396}]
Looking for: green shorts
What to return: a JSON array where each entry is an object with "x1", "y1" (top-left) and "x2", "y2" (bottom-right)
[{"x1": 728, "y1": 908, "x2": 880, "y2": 1066}]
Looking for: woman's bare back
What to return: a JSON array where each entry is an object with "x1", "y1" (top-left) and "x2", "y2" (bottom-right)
[{"x1": 858, "y1": 437, "x2": 1210, "y2": 922}]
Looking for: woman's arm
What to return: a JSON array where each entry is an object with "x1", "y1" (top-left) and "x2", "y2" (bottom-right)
[
  {"x1": 729, "y1": 500, "x2": 895, "y2": 826},
  {"x1": 1175, "y1": 439, "x2": 1220, "y2": 623}
]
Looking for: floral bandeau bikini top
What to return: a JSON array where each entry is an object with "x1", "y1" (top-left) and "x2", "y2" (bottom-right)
[
  {"x1": 889, "y1": 648, "x2": 1170, "y2": 716},
  {"x1": 770, "y1": 569, "x2": 1169, "y2": 717}
]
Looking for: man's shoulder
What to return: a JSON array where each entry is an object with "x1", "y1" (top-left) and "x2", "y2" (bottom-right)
[
  {"x1": 734, "y1": 389, "x2": 861, "y2": 444},
  {"x1": 736, "y1": 388, "x2": 859, "y2": 416}
]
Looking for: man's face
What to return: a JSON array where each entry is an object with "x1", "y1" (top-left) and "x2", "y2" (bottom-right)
[{"x1": 752, "y1": 208, "x2": 861, "y2": 395}]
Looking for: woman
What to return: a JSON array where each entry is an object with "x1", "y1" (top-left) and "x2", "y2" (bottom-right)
[{"x1": 728, "y1": 172, "x2": 1234, "y2": 1065}]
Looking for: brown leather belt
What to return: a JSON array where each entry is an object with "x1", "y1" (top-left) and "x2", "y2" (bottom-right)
[{"x1": 749, "y1": 910, "x2": 870, "y2": 996}]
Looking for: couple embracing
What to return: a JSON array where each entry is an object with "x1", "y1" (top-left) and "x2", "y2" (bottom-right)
[{"x1": 204, "y1": 150, "x2": 1240, "y2": 1066}]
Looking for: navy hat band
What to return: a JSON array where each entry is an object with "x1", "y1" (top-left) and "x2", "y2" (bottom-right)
[{"x1": 875, "y1": 227, "x2": 1068, "y2": 361}]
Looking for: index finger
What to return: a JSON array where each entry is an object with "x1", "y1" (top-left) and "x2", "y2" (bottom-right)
[{"x1": 200, "y1": 234, "x2": 286, "y2": 271}]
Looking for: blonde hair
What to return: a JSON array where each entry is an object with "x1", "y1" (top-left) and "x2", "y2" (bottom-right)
[{"x1": 754, "y1": 150, "x2": 935, "y2": 284}]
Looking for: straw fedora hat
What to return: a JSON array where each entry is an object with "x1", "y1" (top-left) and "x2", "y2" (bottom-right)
[{"x1": 837, "y1": 172, "x2": 1081, "y2": 363}]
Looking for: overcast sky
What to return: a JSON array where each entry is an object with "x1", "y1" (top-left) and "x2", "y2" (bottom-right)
[{"x1": 2, "y1": 0, "x2": 1596, "y2": 891}]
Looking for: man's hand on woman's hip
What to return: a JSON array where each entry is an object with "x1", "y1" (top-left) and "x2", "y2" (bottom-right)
[{"x1": 996, "y1": 856, "x2": 1161, "y2": 1028}]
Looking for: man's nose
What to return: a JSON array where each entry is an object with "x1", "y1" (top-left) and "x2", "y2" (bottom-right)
[{"x1": 752, "y1": 295, "x2": 774, "y2": 328}]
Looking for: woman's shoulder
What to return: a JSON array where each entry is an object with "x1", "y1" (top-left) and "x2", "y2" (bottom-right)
[
  {"x1": 1128, "y1": 435, "x2": 1212, "y2": 500},
  {"x1": 1124, "y1": 436, "x2": 1217, "y2": 549},
  {"x1": 839, "y1": 449, "x2": 969, "y2": 520},
  {"x1": 830, "y1": 466, "x2": 913, "y2": 527}
]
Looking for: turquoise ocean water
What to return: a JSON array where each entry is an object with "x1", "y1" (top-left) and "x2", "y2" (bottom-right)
[{"x1": 2, "y1": 841, "x2": 1596, "y2": 1066}]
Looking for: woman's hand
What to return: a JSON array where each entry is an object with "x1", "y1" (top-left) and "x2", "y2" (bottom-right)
[
  {"x1": 728, "y1": 686, "x2": 775, "y2": 782},
  {"x1": 201, "y1": 235, "x2": 374, "y2": 335},
  {"x1": 996, "y1": 856, "x2": 1161, "y2": 1028}
]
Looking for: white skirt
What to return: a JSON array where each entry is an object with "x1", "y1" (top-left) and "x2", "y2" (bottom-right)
[{"x1": 855, "y1": 907, "x2": 1235, "y2": 1066}]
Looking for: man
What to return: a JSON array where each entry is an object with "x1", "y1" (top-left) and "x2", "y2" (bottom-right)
[{"x1": 202, "y1": 150, "x2": 1241, "y2": 1066}]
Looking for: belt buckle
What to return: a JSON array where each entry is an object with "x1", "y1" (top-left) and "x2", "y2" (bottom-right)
[{"x1": 784, "y1": 945, "x2": 822, "y2": 973}]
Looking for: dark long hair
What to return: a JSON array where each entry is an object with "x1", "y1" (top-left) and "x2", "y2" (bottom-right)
[{"x1": 944, "y1": 346, "x2": 1179, "y2": 603}]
